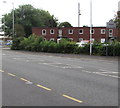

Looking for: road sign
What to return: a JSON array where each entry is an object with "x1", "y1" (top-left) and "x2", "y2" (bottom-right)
[{"x1": 106, "y1": 20, "x2": 116, "y2": 28}]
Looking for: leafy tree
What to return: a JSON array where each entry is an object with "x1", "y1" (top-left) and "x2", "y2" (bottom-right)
[
  {"x1": 114, "y1": 11, "x2": 120, "y2": 28},
  {"x1": 2, "y1": 4, "x2": 58, "y2": 38},
  {"x1": 58, "y1": 21, "x2": 73, "y2": 27},
  {"x1": 114, "y1": 11, "x2": 120, "y2": 41},
  {"x1": 14, "y1": 24, "x2": 25, "y2": 37},
  {"x1": 83, "y1": 25, "x2": 88, "y2": 27}
]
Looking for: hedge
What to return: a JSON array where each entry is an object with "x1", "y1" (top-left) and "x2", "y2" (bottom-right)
[{"x1": 11, "y1": 35, "x2": 120, "y2": 56}]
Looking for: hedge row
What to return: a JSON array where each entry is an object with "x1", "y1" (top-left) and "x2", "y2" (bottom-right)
[{"x1": 11, "y1": 34, "x2": 120, "y2": 56}]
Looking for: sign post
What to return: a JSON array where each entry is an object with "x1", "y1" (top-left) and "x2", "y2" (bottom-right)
[{"x1": 106, "y1": 20, "x2": 116, "y2": 56}]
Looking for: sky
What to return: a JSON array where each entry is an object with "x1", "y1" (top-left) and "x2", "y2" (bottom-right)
[{"x1": 0, "y1": 0, "x2": 120, "y2": 27}]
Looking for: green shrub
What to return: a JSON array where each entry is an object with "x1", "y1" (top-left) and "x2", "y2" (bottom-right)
[
  {"x1": 11, "y1": 35, "x2": 120, "y2": 56},
  {"x1": 11, "y1": 37, "x2": 24, "y2": 50}
]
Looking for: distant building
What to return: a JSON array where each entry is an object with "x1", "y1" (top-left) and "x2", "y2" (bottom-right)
[{"x1": 32, "y1": 27, "x2": 119, "y2": 43}]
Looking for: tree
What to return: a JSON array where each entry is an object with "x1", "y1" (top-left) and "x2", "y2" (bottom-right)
[
  {"x1": 58, "y1": 21, "x2": 73, "y2": 27},
  {"x1": 2, "y1": 4, "x2": 58, "y2": 38},
  {"x1": 114, "y1": 11, "x2": 120, "y2": 41},
  {"x1": 114, "y1": 11, "x2": 120, "y2": 28},
  {"x1": 14, "y1": 24, "x2": 25, "y2": 37}
]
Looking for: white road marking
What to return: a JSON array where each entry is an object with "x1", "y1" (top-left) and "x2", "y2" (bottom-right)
[
  {"x1": 100, "y1": 69, "x2": 118, "y2": 73},
  {"x1": 82, "y1": 70, "x2": 119, "y2": 79},
  {"x1": 39, "y1": 62, "x2": 82, "y2": 69}
]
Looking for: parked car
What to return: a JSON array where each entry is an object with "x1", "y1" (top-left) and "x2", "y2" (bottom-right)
[
  {"x1": 5, "y1": 40, "x2": 12, "y2": 45},
  {"x1": 76, "y1": 40, "x2": 90, "y2": 47},
  {"x1": 0, "y1": 40, "x2": 4, "y2": 45}
]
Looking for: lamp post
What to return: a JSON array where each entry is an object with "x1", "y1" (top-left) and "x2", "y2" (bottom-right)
[
  {"x1": 3, "y1": 1, "x2": 14, "y2": 38},
  {"x1": 90, "y1": 0, "x2": 92, "y2": 55},
  {"x1": 2, "y1": 15, "x2": 5, "y2": 47}
]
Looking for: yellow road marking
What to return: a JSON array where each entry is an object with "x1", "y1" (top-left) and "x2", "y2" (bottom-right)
[
  {"x1": 36, "y1": 84, "x2": 52, "y2": 91},
  {"x1": 7, "y1": 73, "x2": 16, "y2": 77},
  {"x1": 62, "y1": 94, "x2": 83, "y2": 103},
  {"x1": 20, "y1": 78, "x2": 30, "y2": 82},
  {"x1": 0, "y1": 70, "x2": 4, "y2": 72}
]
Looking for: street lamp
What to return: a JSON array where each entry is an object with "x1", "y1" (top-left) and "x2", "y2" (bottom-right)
[
  {"x1": 3, "y1": 1, "x2": 14, "y2": 38},
  {"x1": 90, "y1": 0, "x2": 92, "y2": 55},
  {"x1": 2, "y1": 15, "x2": 5, "y2": 47}
]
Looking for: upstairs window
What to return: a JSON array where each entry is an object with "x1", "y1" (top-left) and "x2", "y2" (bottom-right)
[
  {"x1": 109, "y1": 29, "x2": 113, "y2": 34},
  {"x1": 90, "y1": 29, "x2": 94, "y2": 34},
  {"x1": 50, "y1": 29, "x2": 54, "y2": 34},
  {"x1": 42, "y1": 29, "x2": 46, "y2": 35},
  {"x1": 68, "y1": 29, "x2": 73, "y2": 34},
  {"x1": 101, "y1": 29, "x2": 106, "y2": 34},
  {"x1": 79, "y1": 29, "x2": 83, "y2": 34}
]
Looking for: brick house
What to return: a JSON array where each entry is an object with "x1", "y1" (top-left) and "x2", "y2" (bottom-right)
[{"x1": 32, "y1": 27, "x2": 119, "y2": 43}]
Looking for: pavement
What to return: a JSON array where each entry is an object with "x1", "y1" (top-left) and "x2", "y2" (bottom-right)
[{"x1": 1, "y1": 48, "x2": 119, "y2": 106}]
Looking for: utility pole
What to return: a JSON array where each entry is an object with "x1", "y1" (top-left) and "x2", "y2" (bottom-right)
[{"x1": 90, "y1": 0, "x2": 93, "y2": 55}]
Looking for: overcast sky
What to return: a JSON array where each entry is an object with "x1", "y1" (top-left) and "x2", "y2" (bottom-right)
[{"x1": 0, "y1": 0, "x2": 120, "y2": 27}]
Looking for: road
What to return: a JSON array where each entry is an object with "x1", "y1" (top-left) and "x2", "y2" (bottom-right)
[{"x1": 1, "y1": 49, "x2": 119, "y2": 106}]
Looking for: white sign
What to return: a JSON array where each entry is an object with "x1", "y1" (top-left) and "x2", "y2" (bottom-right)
[{"x1": 106, "y1": 20, "x2": 116, "y2": 28}]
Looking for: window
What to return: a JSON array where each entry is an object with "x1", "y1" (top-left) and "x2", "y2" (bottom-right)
[
  {"x1": 44, "y1": 38, "x2": 46, "y2": 41},
  {"x1": 101, "y1": 38, "x2": 105, "y2": 43},
  {"x1": 79, "y1": 29, "x2": 83, "y2": 34},
  {"x1": 42, "y1": 29, "x2": 46, "y2": 35},
  {"x1": 79, "y1": 38, "x2": 83, "y2": 42},
  {"x1": 109, "y1": 29, "x2": 113, "y2": 34},
  {"x1": 50, "y1": 29, "x2": 54, "y2": 34},
  {"x1": 59, "y1": 30, "x2": 62, "y2": 36},
  {"x1": 90, "y1": 38, "x2": 94, "y2": 42},
  {"x1": 101, "y1": 29, "x2": 106, "y2": 34},
  {"x1": 68, "y1": 29, "x2": 73, "y2": 34},
  {"x1": 69, "y1": 38, "x2": 73, "y2": 41},
  {"x1": 109, "y1": 34, "x2": 113, "y2": 37},
  {"x1": 90, "y1": 29, "x2": 94, "y2": 34},
  {"x1": 50, "y1": 38, "x2": 54, "y2": 41}
]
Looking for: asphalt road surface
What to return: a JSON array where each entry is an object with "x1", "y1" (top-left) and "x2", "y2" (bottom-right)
[{"x1": 1, "y1": 49, "x2": 119, "y2": 106}]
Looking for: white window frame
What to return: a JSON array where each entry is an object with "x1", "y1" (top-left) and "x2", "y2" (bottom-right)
[
  {"x1": 109, "y1": 29, "x2": 113, "y2": 34},
  {"x1": 69, "y1": 38, "x2": 73, "y2": 41},
  {"x1": 68, "y1": 29, "x2": 73, "y2": 34},
  {"x1": 50, "y1": 29, "x2": 54, "y2": 34},
  {"x1": 90, "y1": 38, "x2": 94, "y2": 42},
  {"x1": 101, "y1": 29, "x2": 106, "y2": 34},
  {"x1": 101, "y1": 38, "x2": 105, "y2": 43},
  {"x1": 42, "y1": 29, "x2": 46, "y2": 35},
  {"x1": 59, "y1": 30, "x2": 62, "y2": 36},
  {"x1": 90, "y1": 29, "x2": 94, "y2": 34},
  {"x1": 44, "y1": 38, "x2": 46, "y2": 41},
  {"x1": 79, "y1": 29, "x2": 83, "y2": 34},
  {"x1": 79, "y1": 38, "x2": 83, "y2": 42},
  {"x1": 109, "y1": 34, "x2": 113, "y2": 37},
  {"x1": 50, "y1": 38, "x2": 55, "y2": 41}
]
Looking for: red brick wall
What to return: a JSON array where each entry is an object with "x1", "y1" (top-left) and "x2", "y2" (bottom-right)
[{"x1": 32, "y1": 27, "x2": 119, "y2": 42}]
